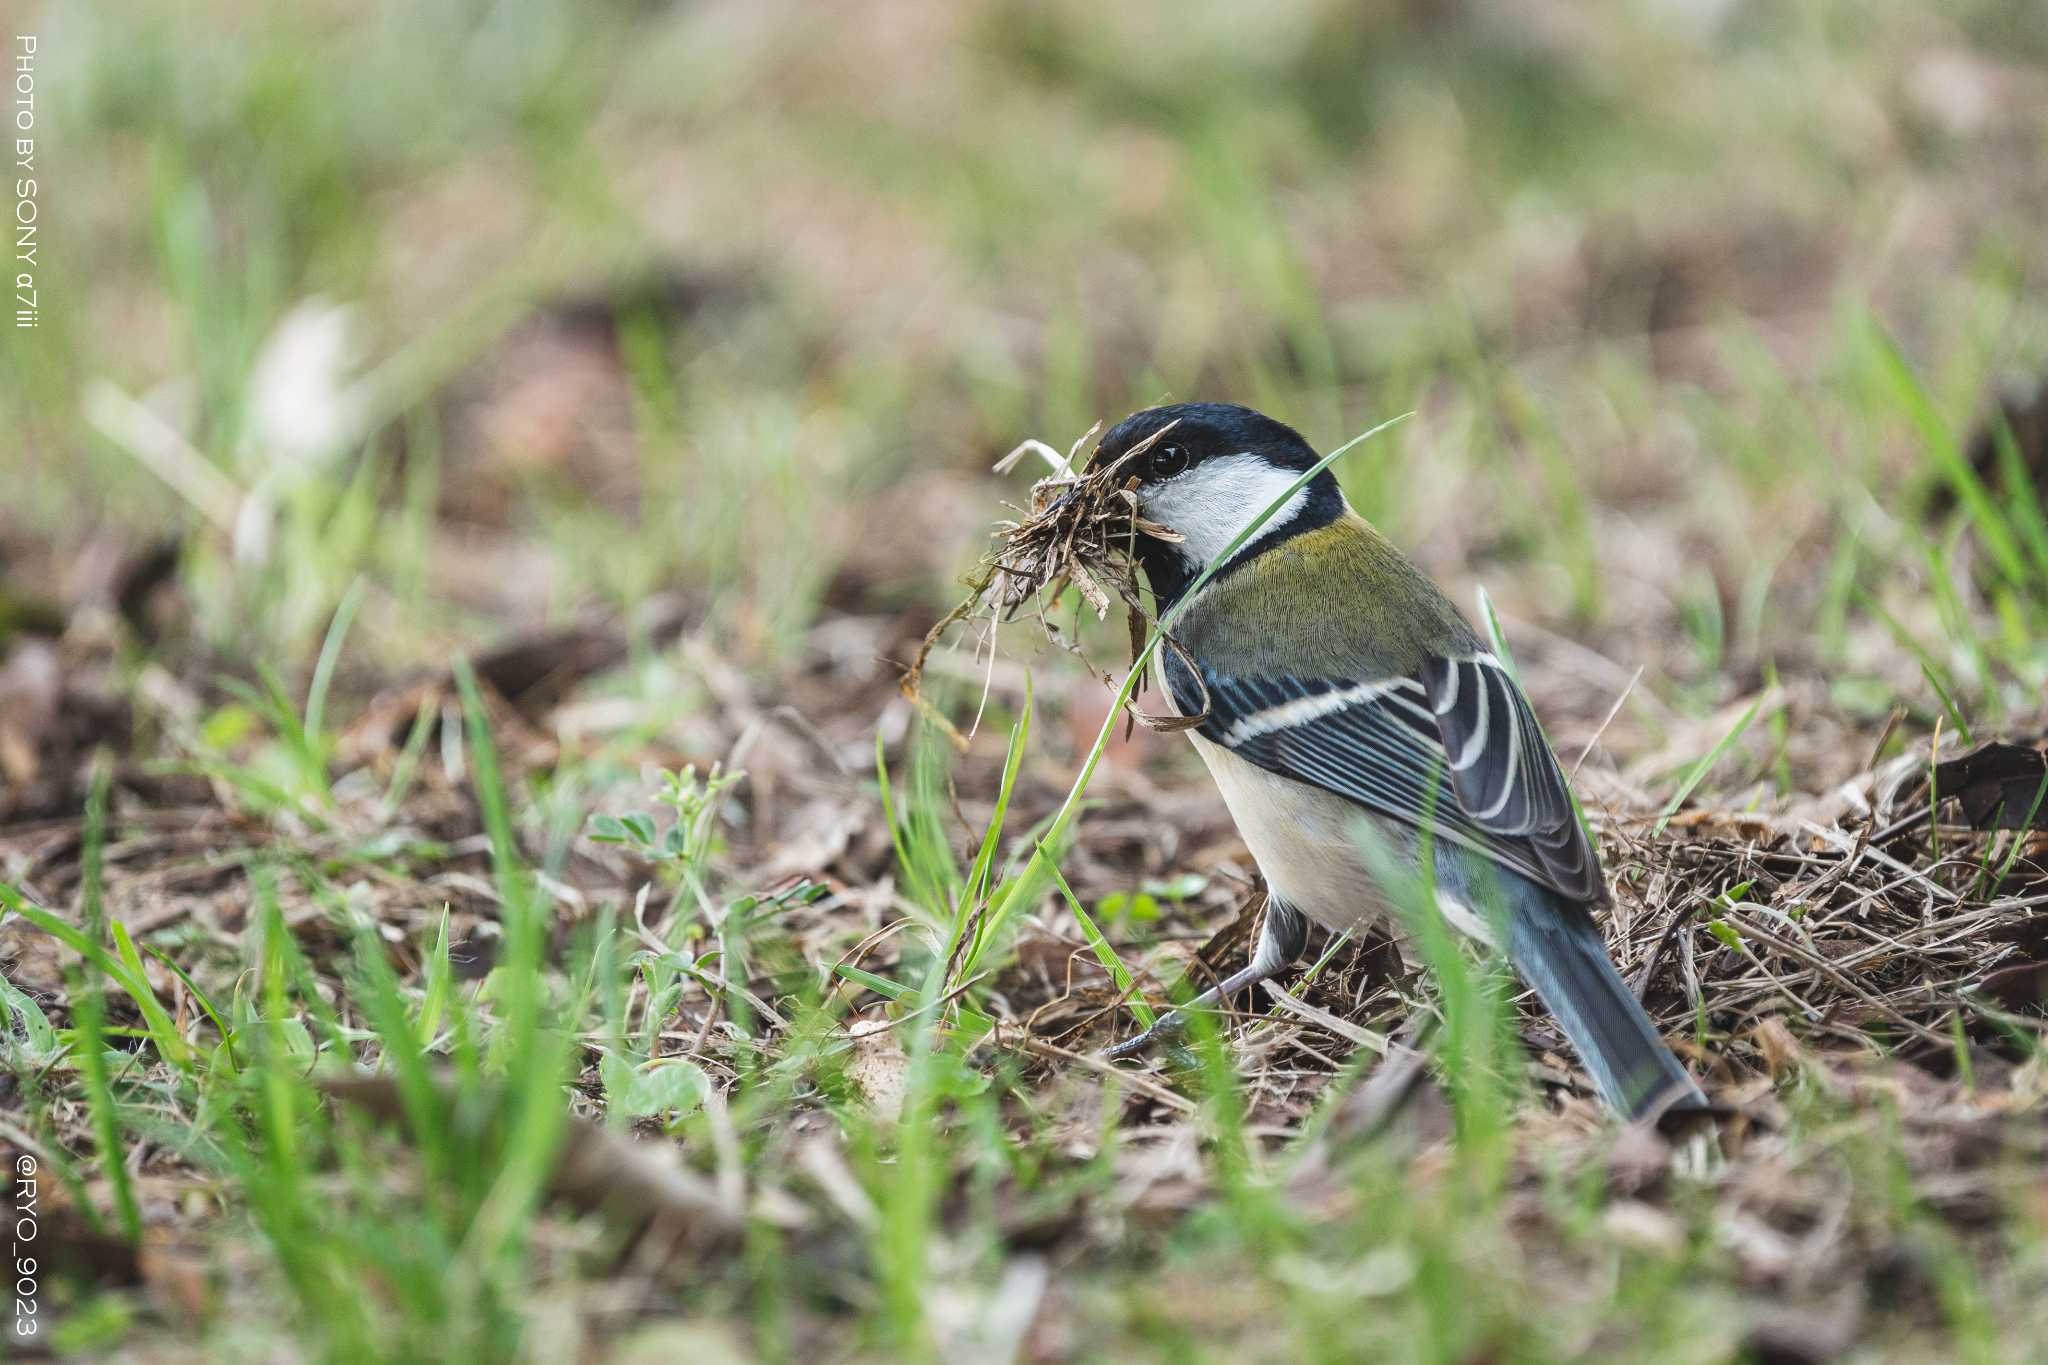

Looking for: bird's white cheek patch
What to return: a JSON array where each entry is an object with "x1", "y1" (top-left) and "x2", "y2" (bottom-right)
[{"x1": 1140, "y1": 453, "x2": 1311, "y2": 569}]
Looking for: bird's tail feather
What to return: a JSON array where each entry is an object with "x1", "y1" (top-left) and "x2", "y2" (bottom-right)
[{"x1": 1507, "y1": 899, "x2": 1705, "y2": 1120}]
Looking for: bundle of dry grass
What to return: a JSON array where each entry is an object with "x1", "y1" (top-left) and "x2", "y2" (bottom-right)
[{"x1": 900, "y1": 420, "x2": 1186, "y2": 739}]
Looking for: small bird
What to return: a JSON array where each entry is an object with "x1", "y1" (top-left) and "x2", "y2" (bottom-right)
[{"x1": 1096, "y1": 402, "x2": 1705, "y2": 1120}]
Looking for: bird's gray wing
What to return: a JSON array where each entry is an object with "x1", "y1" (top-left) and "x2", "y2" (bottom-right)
[
  {"x1": 1167, "y1": 649, "x2": 1604, "y2": 905},
  {"x1": 1417, "y1": 653, "x2": 1605, "y2": 903}
]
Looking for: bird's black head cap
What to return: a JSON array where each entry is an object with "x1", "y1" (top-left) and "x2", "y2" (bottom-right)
[
  {"x1": 1092, "y1": 402, "x2": 1345, "y2": 605},
  {"x1": 1092, "y1": 402, "x2": 1327, "y2": 482}
]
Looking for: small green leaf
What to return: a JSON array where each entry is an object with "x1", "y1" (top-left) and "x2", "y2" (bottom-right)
[
  {"x1": 0, "y1": 975, "x2": 58, "y2": 1063},
  {"x1": 200, "y1": 702, "x2": 259, "y2": 752},
  {"x1": 1707, "y1": 920, "x2": 1743, "y2": 952},
  {"x1": 1143, "y1": 873, "x2": 1208, "y2": 902},
  {"x1": 601, "y1": 1054, "x2": 711, "y2": 1119},
  {"x1": 1098, "y1": 892, "x2": 1160, "y2": 924},
  {"x1": 920, "y1": 1051, "x2": 991, "y2": 1100},
  {"x1": 279, "y1": 1018, "x2": 317, "y2": 1060}
]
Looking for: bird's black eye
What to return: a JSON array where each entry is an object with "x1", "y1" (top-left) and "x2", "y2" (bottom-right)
[{"x1": 1148, "y1": 444, "x2": 1190, "y2": 479}]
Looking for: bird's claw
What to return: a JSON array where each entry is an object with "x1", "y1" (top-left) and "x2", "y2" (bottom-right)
[{"x1": 1101, "y1": 1010, "x2": 1189, "y2": 1061}]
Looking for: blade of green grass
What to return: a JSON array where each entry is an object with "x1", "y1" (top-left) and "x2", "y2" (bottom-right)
[
  {"x1": 452, "y1": 657, "x2": 572, "y2": 1267},
  {"x1": 71, "y1": 984, "x2": 143, "y2": 1242},
  {"x1": 303, "y1": 576, "x2": 365, "y2": 746},
  {"x1": 109, "y1": 919, "x2": 198, "y2": 1070},
  {"x1": 835, "y1": 964, "x2": 915, "y2": 1001},
  {"x1": 417, "y1": 906, "x2": 454, "y2": 1047},
  {"x1": 961, "y1": 682, "x2": 1030, "y2": 918},
  {"x1": 380, "y1": 691, "x2": 439, "y2": 818},
  {"x1": 1653, "y1": 697, "x2": 1763, "y2": 836},
  {"x1": 1861, "y1": 319, "x2": 2029, "y2": 588},
  {"x1": 142, "y1": 944, "x2": 239, "y2": 1071},
  {"x1": 81, "y1": 754, "x2": 110, "y2": 938},
  {"x1": 1050, "y1": 865, "x2": 1155, "y2": 1031}
]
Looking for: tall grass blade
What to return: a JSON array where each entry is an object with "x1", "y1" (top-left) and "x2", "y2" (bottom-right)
[
  {"x1": 1654, "y1": 698, "x2": 1763, "y2": 837},
  {"x1": 72, "y1": 986, "x2": 143, "y2": 1242}
]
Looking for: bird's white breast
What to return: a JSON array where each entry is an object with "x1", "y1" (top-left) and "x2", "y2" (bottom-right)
[
  {"x1": 1179, "y1": 725, "x2": 1499, "y2": 949},
  {"x1": 1186, "y1": 731, "x2": 1396, "y2": 933}
]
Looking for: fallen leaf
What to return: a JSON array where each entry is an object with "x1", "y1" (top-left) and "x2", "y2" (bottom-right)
[
  {"x1": 1931, "y1": 740, "x2": 2048, "y2": 829},
  {"x1": 1975, "y1": 959, "x2": 2048, "y2": 1011}
]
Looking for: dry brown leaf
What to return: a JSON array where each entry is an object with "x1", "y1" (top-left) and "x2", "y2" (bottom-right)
[
  {"x1": 1754, "y1": 1017, "x2": 1805, "y2": 1079},
  {"x1": 1930, "y1": 740, "x2": 2048, "y2": 830}
]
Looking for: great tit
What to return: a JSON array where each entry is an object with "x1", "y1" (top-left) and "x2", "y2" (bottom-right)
[{"x1": 1096, "y1": 402, "x2": 1706, "y2": 1120}]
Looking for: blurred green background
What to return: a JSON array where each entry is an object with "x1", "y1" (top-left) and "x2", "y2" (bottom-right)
[{"x1": 8, "y1": 0, "x2": 2048, "y2": 739}]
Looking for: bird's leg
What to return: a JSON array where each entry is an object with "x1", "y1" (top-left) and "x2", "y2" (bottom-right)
[
  {"x1": 1099, "y1": 961, "x2": 1264, "y2": 1060},
  {"x1": 1103, "y1": 900, "x2": 1308, "y2": 1060}
]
